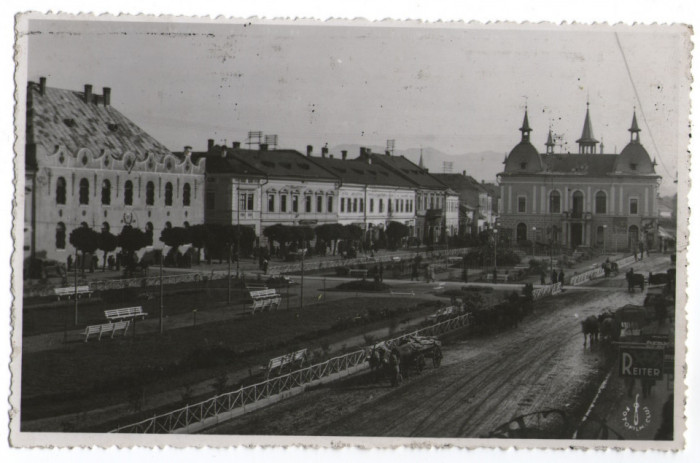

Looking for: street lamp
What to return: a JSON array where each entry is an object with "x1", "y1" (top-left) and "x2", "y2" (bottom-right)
[
  {"x1": 159, "y1": 248, "x2": 164, "y2": 334},
  {"x1": 493, "y1": 228, "x2": 498, "y2": 269},
  {"x1": 532, "y1": 226, "x2": 537, "y2": 257},
  {"x1": 603, "y1": 224, "x2": 608, "y2": 255}
]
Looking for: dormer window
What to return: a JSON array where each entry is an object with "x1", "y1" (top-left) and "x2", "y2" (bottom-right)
[
  {"x1": 630, "y1": 163, "x2": 637, "y2": 171},
  {"x1": 520, "y1": 162, "x2": 527, "y2": 170}
]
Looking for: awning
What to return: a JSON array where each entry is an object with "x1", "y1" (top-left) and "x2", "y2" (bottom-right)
[{"x1": 658, "y1": 226, "x2": 676, "y2": 240}]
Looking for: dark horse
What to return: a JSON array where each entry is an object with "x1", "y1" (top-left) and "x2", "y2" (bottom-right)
[
  {"x1": 581, "y1": 315, "x2": 599, "y2": 347},
  {"x1": 626, "y1": 270, "x2": 645, "y2": 292},
  {"x1": 598, "y1": 311, "x2": 621, "y2": 343}
]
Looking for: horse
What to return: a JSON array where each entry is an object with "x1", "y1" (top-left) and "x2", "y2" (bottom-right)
[
  {"x1": 598, "y1": 312, "x2": 620, "y2": 343},
  {"x1": 581, "y1": 315, "x2": 599, "y2": 347},
  {"x1": 626, "y1": 270, "x2": 645, "y2": 292},
  {"x1": 367, "y1": 344, "x2": 390, "y2": 383}
]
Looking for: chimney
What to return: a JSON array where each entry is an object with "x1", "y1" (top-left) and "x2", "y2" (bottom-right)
[
  {"x1": 39, "y1": 77, "x2": 46, "y2": 95},
  {"x1": 84, "y1": 84, "x2": 92, "y2": 103},
  {"x1": 259, "y1": 143, "x2": 268, "y2": 151},
  {"x1": 103, "y1": 87, "x2": 111, "y2": 106},
  {"x1": 341, "y1": 150, "x2": 348, "y2": 160},
  {"x1": 385, "y1": 150, "x2": 391, "y2": 156},
  {"x1": 232, "y1": 141, "x2": 241, "y2": 149},
  {"x1": 360, "y1": 147, "x2": 367, "y2": 157},
  {"x1": 306, "y1": 145, "x2": 313, "y2": 157},
  {"x1": 321, "y1": 146, "x2": 329, "y2": 158},
  {"x1": 463, "y1": 170, "x2": 466, "y2": 176},
  {"x1": 184, "y1": 146, "x2": 192, "y2": 156},
  {"x1": 208, "y1": 139, "x2": 215, "y2": 151},
  {"x1": 329, "y1": 154, "x2": 334, "y2": 159}
]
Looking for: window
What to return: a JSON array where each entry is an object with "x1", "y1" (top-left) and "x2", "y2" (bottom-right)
[
  {"x1": 359, "y1": 199, "x2": 364, "y2": 213},
  {"x1": 101, "y1": 179, "x2": 111, "y2": 205},
  {"x1": 292, "y1": 195, "x2": 299, "y2": 213},
  {"x1": 341, "y1": 198, "x2": 346, "y2": 213},
  {"x1": 124, "y1": 180, "x2": 133, "y2": 206},
  {"x1": 517, "y1": 196, "x2": 527, "y2": 213},
  {"x1": 146, "y1": 181, "x2": 155, "y2": 206},
  {"x1": 305, "y1": 195, "x2": 312, "y2": 213},
  {"x1": 280, "y1": 194, "x2": 288, "y2": 212},
  {"x1": 183, "y1": 183, "x2": 191, "y2": 206},
  {"x1": 268, "y1": 194, "x2": 275, "y2": 212},
  {"x1": 316, "y1": 195, "x2": 323, "y2": 213},
  {"x1": 247, "y1": 193, "x2": 254, "y2": 211},
  {"x1": 79, "y1": 178, "x2": 89, "y2": 205},
  {"x1": 595, "y1": 191, "x2": 607, "y2": 214},
  {"x1": 629, "y1": 198, "x2": 639, "y2": 215},
  {"x1": 165, "y1": 182, "x2": 173, "y2": 206},
  {"x1": 102, "y1": 222, "x2": 110, "y2": 233},
  {"x1": 56, "y1": 222, "x2": 66, "y2": 250},
  {"x1": 630, "y1": 163, "x2": 637, "y2": 171},
  {"x1": 327, "y1": 196, "x2": 333, "y2": 213},
  {"x1": 379, "y1": 199, "x2": 384, "y2": 213},
  {"x1": 516, "y1": 223, "x2": 528, "y2": 242},
  {"x1": 206, "y1": 191, "x2": 215, "y2": 210},
  {"x1": 370, "y1": 198, "x2": 374, "y2": 213},
  {"x1": 549, "y1": 191, "x2": 561, "y2": 213},
  {"x1": 56, "y1": 177, "x2": 67, "y2": 205}
]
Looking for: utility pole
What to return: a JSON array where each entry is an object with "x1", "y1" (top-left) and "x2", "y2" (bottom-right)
[
  {"x1": 73, "y1": 249, "x2": 78, "y2": 326},
  {"x1": 159, "y1": 249, "x2": 164, "y2": 334},
  {"x1": 300, "y1": 246, "x2": 305, "y2": 310},
  {"x1": 493, "y1": 229, "x2": 498, "y2": 270},
  {"x1": 227, "y1": 242, "x2": 232, "y2": 305},
  {"x1": 236, "y1": 193, "x2": 241, "y2": 278}
]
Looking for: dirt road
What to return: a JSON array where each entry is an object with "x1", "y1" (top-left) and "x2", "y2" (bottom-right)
[{"x1": 204, "y1": 255, "x2": 670, "y2": 438}]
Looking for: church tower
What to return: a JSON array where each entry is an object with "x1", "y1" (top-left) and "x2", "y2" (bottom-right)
[{"x1": 576, "y1": 102, "x2": 599, "y2": 154}]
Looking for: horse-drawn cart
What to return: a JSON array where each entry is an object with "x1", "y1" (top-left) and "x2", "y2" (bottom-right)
[{"x1": 367, "y1": 335, "x2": 443, "y2": 386}]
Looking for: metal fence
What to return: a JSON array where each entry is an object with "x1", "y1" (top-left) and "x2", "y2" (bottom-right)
[
  {"x1": 532, "y1": 283, "x2": 563, "y2": 300},
  {"x1": 568, "y1": 255, "x2": 636, "y2": 286}
]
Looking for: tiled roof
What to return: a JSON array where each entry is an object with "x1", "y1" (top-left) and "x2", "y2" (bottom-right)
[
  {"x1": 205, "y1": 146, "x2": 338, "y2": 181},
  {"x1": 542, "y1": 154, "x2": 618, "y2": 176},
  {"x1": 308, "y1": 155, "x2": 415, "y2": 188},
  {"x1": 27, "y1": 82, "x2": 173, "y2": 160},
  {"x1": 368, "y1": 152, "x2": 447, "y2": 189},
  {"x1": 432, "y1": 173, "x2": 487, "y2": 193}
]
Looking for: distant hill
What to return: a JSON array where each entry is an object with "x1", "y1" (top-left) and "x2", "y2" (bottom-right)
[{"x1": 329, "y1": 144, "x2": 503, "y2": 183}]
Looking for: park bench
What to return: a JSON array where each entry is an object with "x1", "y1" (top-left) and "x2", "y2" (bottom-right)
[
  {"x1": 447, "y1": 256, "x2": 463, "y2": 264},
  {"x1": 265, "y1": 348, "x2": 307, "y2": 377},
  {"x1": 104, "y1": 306, "x2": 148, "y2": 322},
  {"x1": 249, "y1": 288, "x2": 282, "y2": 314},
  {"x1": 83, "y1": 320, "x2": 131, "y2": 342},
  {"x1": 55, "y1": 285, "x2": 92, "y2": 300},
  {"x1": 348, "y1": 268, "x2": 368, "y2": 279}
]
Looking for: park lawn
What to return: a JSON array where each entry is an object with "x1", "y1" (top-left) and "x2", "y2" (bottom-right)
[{"x1": 21, "y1": 296, "x2": 438, "y2": 424}]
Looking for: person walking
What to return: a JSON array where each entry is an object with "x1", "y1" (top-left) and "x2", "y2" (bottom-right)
[
  {"x1": 639, "y1": 241, "x2": 645, "y2": 261},
  {"x1": 558, "y1": 269, "x2": 565, "y2": 285},
  {"x1": 551, "y1": 269, "x2": 557, "y2": 285}
]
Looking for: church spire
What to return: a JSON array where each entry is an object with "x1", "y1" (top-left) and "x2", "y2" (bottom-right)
[
  {"x1": 576, "y1": 102, "x2": 599, "y2": 154},
  {"x1": 545, "y1": 127, "x2": 555, "y2": 154},
  {"x1": 519, "y1": 108, "x2": 532, "y2": 142},
  {"x1": 629, "y1": 109, "x2": 641, "y2": 143},
  {"x1": 418, "y1": 148, "x2": 425, "y2": 169}
]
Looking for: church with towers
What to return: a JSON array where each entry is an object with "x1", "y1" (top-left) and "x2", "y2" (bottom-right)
[{"x1": 497, "y1": 104, "x2": 661, "y2": 253}]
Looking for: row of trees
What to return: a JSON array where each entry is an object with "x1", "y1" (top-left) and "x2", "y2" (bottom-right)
[{"x1": 68, "y1": 224, "x2": 153, "y2": 273}]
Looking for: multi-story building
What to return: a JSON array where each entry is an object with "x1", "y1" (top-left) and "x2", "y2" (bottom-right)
[
  {"x1": 24, "y1": 78, "x2": 205, "y2": 262},
  {"x1": 497, "y1": 106, "x2": 661, "y2": 252},
  {"x1": 433, "y1": 172, "x2": 494, "y2": 235}
]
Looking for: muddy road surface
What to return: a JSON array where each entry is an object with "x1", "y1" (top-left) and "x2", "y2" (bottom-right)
[{"x1": 204, "y1": 256, "x2": 670, "y2": 438}]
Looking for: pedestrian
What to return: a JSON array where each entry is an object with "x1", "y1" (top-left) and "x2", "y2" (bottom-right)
[
  {"x1": 551, "y1": 270, "x2": 557, "y2": 285},
  {"x1": 263, "y1": 258, "x2": 269, "y2": 274},
  {"x1": 639, "y1": 241, "x2": 645, "y2": 261},
  {"x1": 633, "y1": 246, "x2": 638, "y2": 262},
  {"x1": 425, "y1": 265, "x2": 432, "y2": 283},
  {"x1": 67, "y1": 254, "x2": 73, "y2": 272},
  {"x1": 411, "y1": 263, "x2": 418, "y2": 281},
  {"x1": 379, "y1": 262, "x2": 384, "y2": 282},
  {"x1": 558, "y1": 269, "x2": 565, "y2": 285}
]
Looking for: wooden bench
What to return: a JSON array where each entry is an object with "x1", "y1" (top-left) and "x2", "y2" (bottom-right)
[
  {"x1": 349, "y1": 269, "x2": 368, "y2": 279},
  {"x1": 266, "y1": 348, "x2": 307, "y2": 377},
  {"x1": 84, "y1": 320, "x2": 130, "y2": 342},
  {"x1": 249, "y1": 289, "x2": 282, "y2": 314},
  {"x1": 55, "y1": 285, "x2": 92, "y2": 300},
  {"x1": 104, "y1": 306, "x2": 148, "y2": 321}
]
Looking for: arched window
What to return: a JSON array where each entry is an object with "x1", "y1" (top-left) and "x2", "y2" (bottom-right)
[
  {"x1": 516, "y1": 223, "x2": 528, "y2": 242},
  {"x1": 146, "y1": 222, "x2": 154, "y2": 233},
  {"x1": 165, "y1": 221, "x2": 172, "y2": 229},
  {"x1": 595, "y1": 191, "x2": 607, "y2": 214},
  {"x1": 124, "y1": 180, "x2": 133, "y2": 206},
  {"x1": 183, "y1": 183, "x2": 191, "y2": 206},
  {"x1": 55, "y1": 222, "x2": 66, "y2": 249},
  {"x1": 101, "y1": 179, "x2": 111, "y2": 205},
  {"x1": 146, "y1": 181, "x2": 155, "y2": 206},
  {"x1": 79, "y1": 178, "x2": 89, "y2": 205},
  {"x1": 56, "y1": 177, "x2": 67, "y2": 205},
  {"x1": 549, "y1": 191, "x2": 561, "y2": 213},
  {"x1": 101, "y1": 222, "x2": 110, "y2": 233},
  {"x1": 165, "y1": 182, "x2": 173, "y2": 206}
]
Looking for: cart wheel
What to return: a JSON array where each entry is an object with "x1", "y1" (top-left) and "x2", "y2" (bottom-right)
[{"x1": 433, "y1": 347, "x2": 443, "y2": 367}]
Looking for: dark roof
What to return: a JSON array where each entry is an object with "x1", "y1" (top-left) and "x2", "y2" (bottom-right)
[
  {"x1": 368, "y1": 152, "x2": 447, "y2": 189},
  {"x1": 308, "y1": 155, "x2": 415, "y2": 188},
  {"x1": 614, "y1": 142, "x2": 656, "y2": 174},
  {"x1": 541, "y1": 154, "x2": 618, "y2": 176},
  {"x1": 27, "y1": 81, "x2": 173, "y2": 160},
  {"x1": 205, "y1": 146, "x2": 337, "y2": 180},
  {"x1": 201, "y1": 148, "x2": 265, "y2": 177},
  {"x1": 432, "y1": 173, "x2": 487, "y2": 193},
  {"x1": 503, "y1": 141, "x2": 544, "y2": 173},
  {"x1": 576, "y1": 106, "x2": 599, "y2": 144}
]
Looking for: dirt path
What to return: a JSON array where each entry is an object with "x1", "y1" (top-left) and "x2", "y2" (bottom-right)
[{"x1": 203, "y1": 256, "x2": 669, "y2": 437}]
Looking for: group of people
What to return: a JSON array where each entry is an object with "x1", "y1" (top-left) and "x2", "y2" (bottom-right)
[
  {"x1": 633, "y1": 240, "x2": 648, "y2": 262},
  {"x1": 538, "y1": 268, "x2": 565, "y2": 285}
]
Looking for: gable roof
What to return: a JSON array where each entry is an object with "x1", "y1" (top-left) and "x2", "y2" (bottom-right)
[
  {"x1": 432, "y1": 173, "x2": 487, "y2": 193},
  {"x1": 308, "y1": 155, "x2": 415, "y2": 188},
  {"x1": 27, "y1": 81, "x2": 173, "y2": 160},
  {"x1": 367, "y1": 152, "x2": 447, "y2": 189}
]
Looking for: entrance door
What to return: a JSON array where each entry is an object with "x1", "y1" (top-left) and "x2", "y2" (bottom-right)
[
  {"x1": 571, "y1": 223, "x2": 583, "y2": 248},
  {"x1": 628, "y1": 225, "x2": 639, "y2": 250}
]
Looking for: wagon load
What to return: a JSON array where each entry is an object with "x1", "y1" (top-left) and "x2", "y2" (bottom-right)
[{"x1": 395, "y1": 335, "x2": 443, "y2": 371}]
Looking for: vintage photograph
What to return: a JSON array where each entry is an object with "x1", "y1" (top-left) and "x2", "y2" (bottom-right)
[{"x1": 11, "y1": 15, "x2": 690, "y2": 448}]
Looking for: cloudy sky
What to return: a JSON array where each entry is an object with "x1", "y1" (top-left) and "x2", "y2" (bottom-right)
[{"x1": 26, "y1": 18, "x2": 689, "y2": 194}]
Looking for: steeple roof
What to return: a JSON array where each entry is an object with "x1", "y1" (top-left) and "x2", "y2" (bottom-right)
[
  {"x1": 629, "y1": 111, "x2": 641, "y2": 134},
  {"x1": 545, "y1": 129, "x2": 554, "y2": 147},
  {"x1": 576, "y1": 103, "x2": 599, "y2": 144}
]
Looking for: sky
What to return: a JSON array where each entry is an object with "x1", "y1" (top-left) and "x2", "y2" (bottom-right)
[{"x1": 25, "y1": 18, "x2": 690, "y2": 195}]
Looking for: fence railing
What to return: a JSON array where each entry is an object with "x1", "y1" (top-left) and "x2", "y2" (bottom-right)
[
  {"x1": 568, "y1": 254, "x2": 636, "y2": 286},
  {"x1": 532, "y1": 282, "x2": 563, "y2": 300}
]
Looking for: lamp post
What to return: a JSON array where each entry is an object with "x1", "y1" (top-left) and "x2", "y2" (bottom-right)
[
  {"x1": 159, "y1": 248, "x2": 164, "y2": 334},
  {"x1": 227, "y1": 242, "x2": 232, "y2": 305},
  {"x1": 532, "y1": 226, "x2": 537, "y2": 257},
  {"x1": 73, "y1": 249, "x2": 79, "y2": 326},
  {"x1": 493, "y1": 228, "x2": 498, "y2": 269},
  {"x1": 603, "y1": 224, "x2": 608, "y2": 255}
]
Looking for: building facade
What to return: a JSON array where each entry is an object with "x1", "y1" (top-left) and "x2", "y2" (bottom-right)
[
  {"x1": 497, "y1": 107, "x2": 661, "y2": 252},
  {"x1": 25, "y1": 78, "x2": 205, "y2": 262}
]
